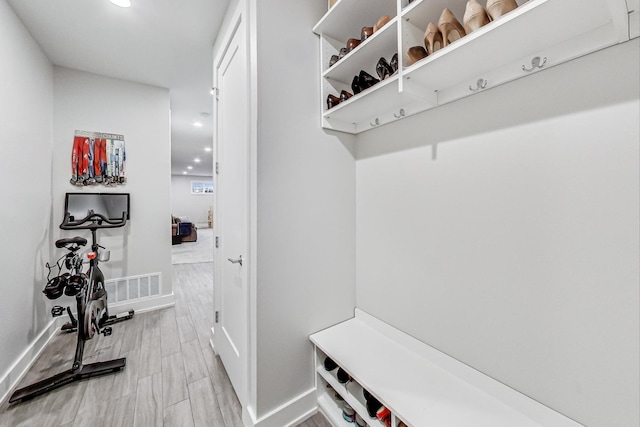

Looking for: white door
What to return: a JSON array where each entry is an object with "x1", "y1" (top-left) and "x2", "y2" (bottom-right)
[{"x1": 213, "y1": 15, "x2": 249, "y2": 405}]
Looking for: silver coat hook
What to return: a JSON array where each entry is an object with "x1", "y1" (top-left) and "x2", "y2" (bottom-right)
[
  {"x1": 522, "y1": 56, "x2": 547, "y2": 72},
  {"x1": 370, "y1": 118, "x2": 380, "y2": 127},
  {"x1": 393, "y1": 108, "x2": 405, "y2": 119},
  {"x1": 469, "y1": 78, "x2": 487, "y2": 92}
]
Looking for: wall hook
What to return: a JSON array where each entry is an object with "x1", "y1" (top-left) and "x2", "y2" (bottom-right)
[
  {"x1": 393, "y1": 108, "x2": 406, "y2": 119},
  {"x1": 469, "y1": 78, "x2": 487, "y2": 92},
  {"x1": 370, "y1": 118, "x2": 380, "y2": 127},
  {"x1": 522, "y1": 56, "x2": 547, "y2": 72}
]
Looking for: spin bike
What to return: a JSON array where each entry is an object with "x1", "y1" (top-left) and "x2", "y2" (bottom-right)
[{"x1": 9, "y1": 209, "x2": 133, "y2": 403}]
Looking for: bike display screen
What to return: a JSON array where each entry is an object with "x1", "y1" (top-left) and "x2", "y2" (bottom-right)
[{"x1": 64, "y1": 192, "x2": 130, "y2": 221}]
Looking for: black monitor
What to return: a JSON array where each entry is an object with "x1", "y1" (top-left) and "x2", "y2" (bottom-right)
[{"x1": 64, "y1": 192, "x2": 130, "y2": 221}]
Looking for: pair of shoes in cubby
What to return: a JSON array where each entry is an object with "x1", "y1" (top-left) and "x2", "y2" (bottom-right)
[
  {"x1": 324, "y1": 356, "x2": 353, "y2": 383},
  {"x1": 328, "y1": 15, "x2": 393, "y2": 68},
  {"x1": 326, "y1": 384, "x2": 344, "y2": 401},
  {"x1": 341, "y1": 402, "x2": 367, "y2": 426},
  {"x1": 406, "y1": 0, "x2": 519, "y2": 66},
  {"x1": 324, "y1": 356, "x2": 352, "y2": 384}
]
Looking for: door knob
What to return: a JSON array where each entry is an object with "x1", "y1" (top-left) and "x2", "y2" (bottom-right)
[{"x1": 227, "y1": 255, "x2": 243, "y2": 266}]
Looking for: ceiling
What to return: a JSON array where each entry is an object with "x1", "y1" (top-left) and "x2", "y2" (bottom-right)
[{"x1": 7, "y1": 0, "x2": 231, "y2": 177}]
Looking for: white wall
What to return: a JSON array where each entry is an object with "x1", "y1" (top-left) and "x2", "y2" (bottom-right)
[
  {"x1": 356, "y1": 39, "x2": 640, "y2": 427},
  {"x1": 53, "y1": 67, "x2": 173, "y2": 295},
  {"x1": 253, "y1": 0, "x2": 357, "y2": 418},
  {"x1": 0, "y1": 0, "x2": 54, "y2": 398},
  {"x1": 171, "y1": 174, "x2": 214, "y2": 227}
]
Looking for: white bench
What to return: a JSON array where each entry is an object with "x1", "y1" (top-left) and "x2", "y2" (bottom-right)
[{"x1": 310, "y1": 309, "x2": 583, "y2": 427}]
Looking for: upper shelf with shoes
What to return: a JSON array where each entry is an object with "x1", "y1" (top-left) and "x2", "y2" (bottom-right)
[{"x1": 314, "y1": 0, "x2": 635, "y2": 134}]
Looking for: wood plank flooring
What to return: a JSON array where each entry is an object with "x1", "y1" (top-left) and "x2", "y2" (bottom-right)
[{"x1": 0, "y1": 261, "x2": 330, "y2": 427}]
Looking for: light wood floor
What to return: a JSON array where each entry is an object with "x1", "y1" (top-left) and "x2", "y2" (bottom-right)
[{"x1": 0, "y1": 262, "x2": 330, "y2": 427}]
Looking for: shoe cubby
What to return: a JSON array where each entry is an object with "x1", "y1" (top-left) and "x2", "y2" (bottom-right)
[
  {"x1": 315, "y1": 348, "x2": 389, "y2": 427},
  {"x1": 314, "y1": 0, "x2": 634, "y2": 134},
  {"x1": 310, "y1": 309, "x2": 586, "y2": 426}
]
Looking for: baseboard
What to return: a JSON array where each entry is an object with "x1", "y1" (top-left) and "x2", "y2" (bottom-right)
[
  {"x1": 109, "y1": 292, "x2": 175, "y2": 314},
  {"x1": 0, "y1": 293, "x2": 175, "y2": 405},
  {"x1": 0, "y1": 317, "x2": 59, "y2": 404},
  {"x1": 244, "y1": 388, "x2": 317, "y2": 427}
]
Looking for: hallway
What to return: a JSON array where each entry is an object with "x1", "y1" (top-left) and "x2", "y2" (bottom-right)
[{"x1": 0, "y1": 258, "x2": 329, "y2": 426}]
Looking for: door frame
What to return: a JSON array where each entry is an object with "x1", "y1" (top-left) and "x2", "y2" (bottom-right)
[{"x1": 212, "y1": 0, "x2": 258, "y2": 422}]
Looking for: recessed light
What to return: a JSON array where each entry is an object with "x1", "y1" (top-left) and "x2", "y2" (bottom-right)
[
  {"x1": 204, "y1": 147, "x2": 212, "y2": 152},
  {"x1": 193, "y1": 122, "x2": 203, "y2": 127},
  {"x1": 187, "y1": 166, "x2": 193, "y2": 170},
  {"x1": 109, "y1": 0, "x2": 131, "y2": 7},
  {"x1": 194, "y1": 158, "x2": 201, "y2": 163},
  {"x1": 183, "y1": 171, "x2": 187, "y2": 175}
]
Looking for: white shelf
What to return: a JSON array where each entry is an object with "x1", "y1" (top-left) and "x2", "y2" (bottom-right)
[
  {"x1": 404, "y1": 0, "x2": 621, "y2": 90},
  {"x1": 323, "y1": 18, "x2": 398, "y2": 84},
  {"x1": 313, "y1": 0, "x2": 398, "y2": 40},
  {"x1": 310, "y1": 309, "x2": 585, "y2": 427},
  {"x1": 314, "y1": 0, "x2": 632, "y2": 134}
]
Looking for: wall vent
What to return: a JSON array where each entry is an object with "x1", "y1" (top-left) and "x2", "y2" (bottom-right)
[{"x1": 105, "y1": 272, "x2": 161, "y2": 304}]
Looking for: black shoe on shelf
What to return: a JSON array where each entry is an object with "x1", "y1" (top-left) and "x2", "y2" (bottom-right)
[
  {"x1": 324, "y1": 356, "x2": 338, "y2": 371},
  {"x1": 337, "y1": 367, "x2": 350, "y2": 383}
]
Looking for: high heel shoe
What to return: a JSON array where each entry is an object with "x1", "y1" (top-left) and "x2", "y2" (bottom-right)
[
  {"x1": 463, "y1": 0, "x2": 490, "y2": 34},
  {"x1": 423, "y1": 23, "x2": 443, "y2": 55},
  {"x1": 327, "y1": 94, "x2": 340, "y2": 109},
  {"x1": 346, "y1": 38, "x2": 361, "y2": 52},
  {"x1": 486, "y1": 0, "x2": 518, "y2": 20},
  {"x1": 373, "y1": 15, "x2": 391, "y2": 33},
  {"x1": 438, "y1": 8, "x2": 466, "y2": 47},
  {"x1": 376, "y1": 57, "x2": 394, "y2": 80},
  {"x1": 407, "y1": 46, "x2": 428, "y2": 66},
  {"x1": 340, "y1": 90, "x2": 353, "y2": 102},
  {"x1": 351, "y1": 76, "x2": 361, "y2": 94},
  {"x1": 390, "y1": 53, "x2": 399, "y2": 72},
  {"x1": 361, "y1": 26, "x2": 374, "y2": 41},
  {"x1": 358, "y1": 70, "x2": 380, "y2": 90}
]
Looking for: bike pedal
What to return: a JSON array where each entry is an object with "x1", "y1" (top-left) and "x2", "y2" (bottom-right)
[
  {"x1": 101, "y1": 327, "x2": 113, "y2": 337},
  {"x1": 51, "y1": 306, "x2": 64, "y2": 317}
]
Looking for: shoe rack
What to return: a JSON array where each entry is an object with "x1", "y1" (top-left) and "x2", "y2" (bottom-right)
[
  {"x1": 310, "y1": 309, "x2": 587, "y2": 427},
  {"x1": 313, "y1": 0, "x2": 635, "y2": 134},
  {"x1": 314, "y1": 347, "x2": 391, "y2": 427}
]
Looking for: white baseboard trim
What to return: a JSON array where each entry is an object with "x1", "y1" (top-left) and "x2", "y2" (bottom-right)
[
  {"x1": 0, "y1": 317, "x2": 59, "y2": 404},
  {"x1": 244, "y1": 388, "x2": 317, "y2": 427},
  {"x1": 109, "y1": 292, "x2": 175, "y2": 314},
  {"x1": 0, "y1": 293, "x2": 175, "y2": 405}
]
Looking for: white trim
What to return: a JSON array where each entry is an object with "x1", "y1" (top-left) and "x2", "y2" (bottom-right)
[
  {"x1": 0, "y1": 317, "x2": 59, "y2": 404},
  {"x1": 109, "y1": 292, "x2": 175, "y2": 314},
  {"x1": 244, "y1": 388, "x2": 318, "y2": 427},
  {"x1": 248, "y1": 0, "x2": 259, "y2": 420}
]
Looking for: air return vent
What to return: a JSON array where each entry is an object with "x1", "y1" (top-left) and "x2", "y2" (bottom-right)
[{"x1": 105, "y1": 273, "x2": 161, "y2": 303}]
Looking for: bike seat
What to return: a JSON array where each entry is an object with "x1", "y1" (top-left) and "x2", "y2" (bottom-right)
[{"x1": 55, "y1": 237, "x2": 88, "y2": 248}]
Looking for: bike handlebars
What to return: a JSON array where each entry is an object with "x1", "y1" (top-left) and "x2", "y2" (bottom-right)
[{"x1": 60, "y1": 210, "x2": 127, "y2": 230}]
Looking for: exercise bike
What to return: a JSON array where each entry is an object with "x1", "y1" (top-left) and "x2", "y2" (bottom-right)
[{"x1": 9, "y1": 209, "x2": 133, "y2": 403}]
